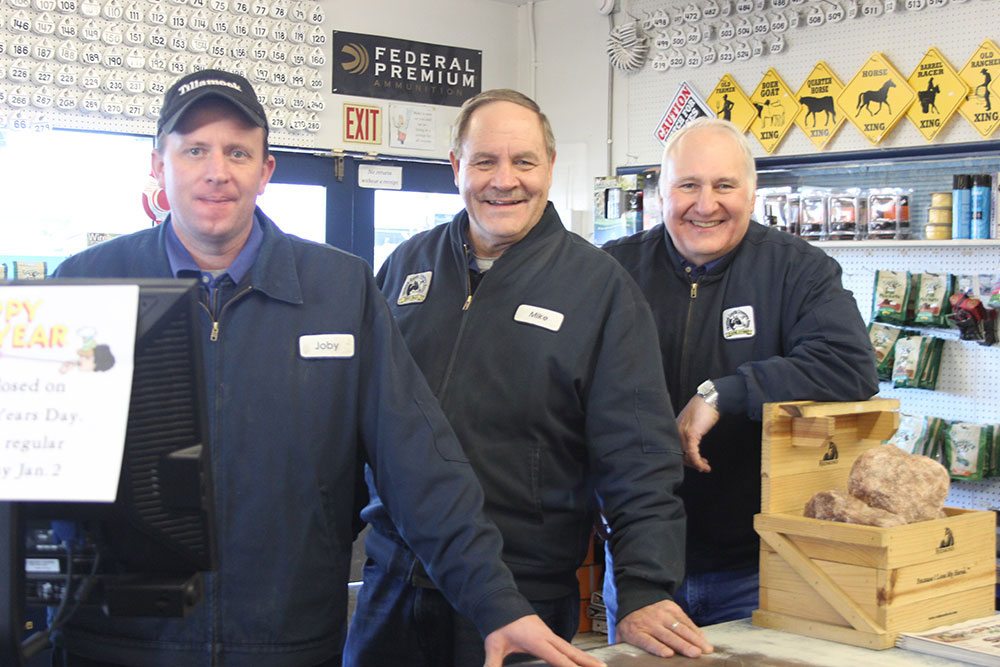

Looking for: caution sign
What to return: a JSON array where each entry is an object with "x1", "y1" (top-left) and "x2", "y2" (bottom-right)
[
  {"x1": 748, "y1": 68, "x2": 797, "y2": 154},
  {"x1": 794, "y1": 62, "x2": 846, "y2": 150},
  {"x1": 343, "y1": 103, "x2": 383, "y2": 145},
  {"x1": 906, "y1": 47, "x2": 968, "y2": 142},
  {"x1": 957, "y1": 39, "x2": 1000, "y2": 138},
  {"x1": 838, "y1": 53, "x2": 915, "y2": 145},
  {"x1": 706, "y1": 74, "x2": 755, "y2": 133},
  {"x1": 653, "y1": 81, "x2": 712, "y2": 145}
]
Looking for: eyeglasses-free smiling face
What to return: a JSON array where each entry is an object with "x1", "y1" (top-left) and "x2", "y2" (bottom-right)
[
  {"x1": 659, "y1": 126, "x2": 755, "y2": 267},
  {"x1": 450, "y1": 100, "x2": 555, "y2": 258},
  {"x1": 152, "y1": 99, "x2": 275, "y2": 269}
]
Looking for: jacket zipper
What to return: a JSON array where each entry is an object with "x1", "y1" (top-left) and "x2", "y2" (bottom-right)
[
  {"x1": 198, "y1": 285, "x2": 254, "y2": 342},
  {"x1": 680, "y1": 268, "x2": 698, "y2": 391},
  {"x1": 439, "y1": 245, "x2": 477, "y2": 397}
]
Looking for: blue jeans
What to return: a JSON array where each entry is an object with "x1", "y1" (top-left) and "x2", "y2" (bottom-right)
[
  {"x1": 602, "y1": 546, "x2": 758, "y2": 642},
  {"x1": 344, "y1": 559, "x2": 579, "y2": 667}
]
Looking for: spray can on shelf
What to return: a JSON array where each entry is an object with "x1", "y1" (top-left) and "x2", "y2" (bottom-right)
[
  {"x1": 970, "y1": 174, "x2": 992, "y2": 239},
  {"x1": 952, "y1": 174, "x2": 972, "y2": 239}
]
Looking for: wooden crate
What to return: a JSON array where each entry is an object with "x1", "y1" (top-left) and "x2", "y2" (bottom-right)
[{"x1": 752, "y1": 399, "x2": 997, "y2": 649}]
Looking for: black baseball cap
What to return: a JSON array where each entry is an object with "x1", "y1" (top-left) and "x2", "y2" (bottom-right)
[{"x1": 157, "y1": 69, "x2": 269, "y2": 137}]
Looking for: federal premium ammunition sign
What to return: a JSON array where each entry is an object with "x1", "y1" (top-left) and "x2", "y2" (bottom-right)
[
  {"x1": 838, "y1": 53, "x2": 915, "y2": 145},
  {"x1": 957, "y1": 39, "x2": 1000, "y2": 138},
  {"x1": 906, "y1": 48, "x2": 968, "y2": 142},
  {"x1": 332, "y1": 31, "x2": 481, "y2": 107},
  {"x1": 748, "y1": 68, "x2": 796, "y2": 154},
  {"x1": 794, "y1": 62, "x2": 846, "y2": 150},
  {"x1": 706, "y1": 74, "x2": 755, "y2": 133}
]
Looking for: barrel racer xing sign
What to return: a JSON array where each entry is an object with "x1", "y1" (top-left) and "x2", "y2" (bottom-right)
[{"x1": 906, "y1": 47, "x2": 968, "y2": 142}]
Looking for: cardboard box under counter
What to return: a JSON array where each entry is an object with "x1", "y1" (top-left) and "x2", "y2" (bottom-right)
[{"x1": 752, "y1": 399, "x2": 996, "y2": 650}]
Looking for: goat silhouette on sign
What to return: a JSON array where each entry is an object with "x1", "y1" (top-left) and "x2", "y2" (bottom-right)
[
  {"x1": 856, "y1": 79, "x2": 896, "y2": 116},
  {"x1": 799, "y1": 95, "x2": 836, "y2": 126}
]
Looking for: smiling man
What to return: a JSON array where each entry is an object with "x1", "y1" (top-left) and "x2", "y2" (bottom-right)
[
  {"x1": 601, "y1": 118, "x2": 877, "y2": 635},
  {"x1": 345, "y1": 90, "x2": 713, "y2": 666}
]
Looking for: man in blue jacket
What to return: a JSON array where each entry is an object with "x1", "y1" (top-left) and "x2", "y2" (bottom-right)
[
  {"x1": 602, "y1": 118, "x2": 878, "y2": 636},
  {"x1": 50, "y1": 70, "x2": 601, "y2": 667},
  {"x1": 344, "y1": 89, "x2": 714, "y2": 666}
]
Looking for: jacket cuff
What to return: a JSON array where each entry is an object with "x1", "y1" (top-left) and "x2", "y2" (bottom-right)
[
  {"x1": 615, "y1": 587, "x2": 674, "y2": 624},
  {"x1": 468, "y1": 587, "x2": 538, "y2": 638},
  {"x1": 713, "y1": 375, "x2": 748, "y2": 416}
]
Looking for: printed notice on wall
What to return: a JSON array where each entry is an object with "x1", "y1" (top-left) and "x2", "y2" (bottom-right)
[
  {"x1": 0, "y1": 285, "x2": 138, "y2": 502},
  {"x1": 388, "y1": 103, "x2": 435, "y2": 150}
]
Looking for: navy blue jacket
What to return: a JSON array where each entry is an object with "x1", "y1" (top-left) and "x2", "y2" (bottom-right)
[
  {"x1": 52, "y1": 210, "x2": 533, "y2": 667},
  {"x1": 367, "y1": 204, "x2": 687, "y2": 622},
  {"x1": 604, "y1": 221, "x2": 878, "y2": 572}
]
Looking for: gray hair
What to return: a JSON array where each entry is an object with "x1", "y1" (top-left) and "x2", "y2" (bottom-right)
[
  {"x1": 660, "y1": 117, "x2": 756, "y2": 193},
  {"x1": 451, "y1": 89, "x2": 556, "y2": 160}
]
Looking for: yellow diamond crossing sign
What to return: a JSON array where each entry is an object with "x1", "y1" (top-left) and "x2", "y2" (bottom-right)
[
  {"x1": 749, "y1": 68, "x2": 797, "y2": 154},
  {"x1": 707, "y1": 74, "x2": 755, "y2": 133},
  {"x1": 838, "y1": 53, "x2": 915, "y2": 144},
  {"x1": 794, "y1": 61, "x2": 846, "y2": 150},
  {"x1": 906, "y1": 48, "x2": 968, "y2": 142},
  {"x1": 957, "y1": 39, "x2": 1000, "y2": 138}
]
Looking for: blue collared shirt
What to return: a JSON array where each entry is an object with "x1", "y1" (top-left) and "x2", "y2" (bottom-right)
[{"x1": 164, "y1": 216, "x2": 264, "y2": 291}]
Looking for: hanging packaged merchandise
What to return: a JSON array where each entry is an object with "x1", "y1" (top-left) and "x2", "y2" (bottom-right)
[
  {"x1": 827, "y1": 191, "x2": 866, "y2": 240},
  {"x1": 867, "y1": 188, "x2": 911, "y2": 240},
  {"x1": 886, "y1": 413, "x2": 945, "y2": 459},
  {"x1": 916, "y1": 336, "x2": 944, "y2": 389},
  {"x1": 872, "y1": 269, "x2": 911, "y2": 324},
  {"x1": 755, "y1": 187, "x2": 797, "y2": 235},
  {"x1": 797, "y1": 188, "x2": 829, "y2": 241},
  {"x1": 912, "y1": 273, "x2": 954, "y2": 327},
  {"x1": 891, "y1": 334, "x2": 943, "y2": 389},
  {"x1": 942, "y1": 422, "x2": 993, "y2": 480},
  {"x1": 868, "y1": 321, "x2": 905, "y2": 380},
  {"x1": 990, "y1": 275, "x2": 1000, "y2": 310},
  {"x1": 947, "y1": 289, "x2": 997, "y2": 345}
]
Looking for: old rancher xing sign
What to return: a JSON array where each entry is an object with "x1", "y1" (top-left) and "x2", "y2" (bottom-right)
[{"x1": 332, "y1": 31, "x2": 481, "y2": 107}]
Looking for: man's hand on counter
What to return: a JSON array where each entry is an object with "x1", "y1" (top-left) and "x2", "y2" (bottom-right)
[
  {"x1": 616, "y1": 599, "x2": 714, "y2": 659},
  {"x1": 484, "y1": 614, "x2": 607, "y2": 667}
]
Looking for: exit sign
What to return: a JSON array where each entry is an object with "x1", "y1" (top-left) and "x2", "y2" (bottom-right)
[{"x1": 343, "y1": 103, "x2": 383, "y2": 144}]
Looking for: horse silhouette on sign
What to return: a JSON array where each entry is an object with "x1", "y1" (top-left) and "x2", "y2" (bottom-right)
[
  {"x1": 918, "y1": 78, "x2": 941, "y2": 114},
  {"x1": 856, "y1": 79, "x2": 896, "y2": 116},
  {"x1": 799, "y1": 95, "x2": 836, "y2": 126}
]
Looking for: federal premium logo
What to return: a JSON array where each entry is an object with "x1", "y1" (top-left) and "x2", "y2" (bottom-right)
[
  {"x1": 340, "y1": 43, "x2": 370, "y2": 75},
  {"x1": 332, "y1": 31, "x2": 482, "y2": 107}
]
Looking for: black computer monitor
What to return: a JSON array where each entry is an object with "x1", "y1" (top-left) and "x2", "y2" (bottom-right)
[{"x1": 0, "y1": 278, "x2": 215, "y2": 665}]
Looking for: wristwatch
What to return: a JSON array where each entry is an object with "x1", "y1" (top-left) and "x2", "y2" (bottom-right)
[{"x1": 696, "y1": 379, "x2": 719, "y2": 410}]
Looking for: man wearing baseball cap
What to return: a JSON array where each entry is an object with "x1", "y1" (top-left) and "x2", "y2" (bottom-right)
[{"x1": 52, "y1": 69, "x2": 603, "y2": 667}]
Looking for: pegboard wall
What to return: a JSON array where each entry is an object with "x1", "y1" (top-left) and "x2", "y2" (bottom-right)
[
  {"x1": 0, "y1": 0, "x2": 329, "y2": 148},
  {"x1": 618, "y1": 0, "x2": 999, "y2": 167},
  {"x1": 825, "y1": 240, "x2": 1000, "y2": 509}
]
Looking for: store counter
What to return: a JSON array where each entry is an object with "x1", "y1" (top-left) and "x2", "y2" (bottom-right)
[{"x1": 523, "y1": 618, "x2": 962, "y2": 666}]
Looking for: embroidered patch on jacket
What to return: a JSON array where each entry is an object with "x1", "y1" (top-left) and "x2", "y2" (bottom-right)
[
  {"x1": 397, "y1": 271, "x2": 432, "y2": 305},
  {"x1": 513, "y1": 304, "x2": 564, "y2": 332},
  {"x1": 299, "y1": 334, "x2": 355, "y2": 358},
  {"x1": 722, "y1": 306, "x2": 755, "y2": 340}
]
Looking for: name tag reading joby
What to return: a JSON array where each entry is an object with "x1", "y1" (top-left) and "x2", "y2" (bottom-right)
[
  {"x1": 299, "y1": 334, "x2": 355, "y2": 358},
  {"x1": 514, "y1": 304, "x2": 564, "y2": 332}
]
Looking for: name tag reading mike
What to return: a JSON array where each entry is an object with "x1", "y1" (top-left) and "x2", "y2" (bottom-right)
[
  {"x1": 299, "y1": 334, "x2": 355, "y2": 358},
  {"x1": 514, "y1": 304, "x2": 564, "y2": 332}
]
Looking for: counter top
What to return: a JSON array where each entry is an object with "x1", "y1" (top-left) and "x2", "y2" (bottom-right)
[{"x1": 523, "y1": 618, "x2": 965, "y2": 666}]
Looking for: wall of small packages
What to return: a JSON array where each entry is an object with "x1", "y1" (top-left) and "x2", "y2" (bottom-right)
[
  {"x1": 618, "y1": 0, "x2": 998, "y2": 165},
  {"x1": 824, "y1": 242, "x2": 1000, "y2": 509},
  {"x1": 0, "y1": 0, "x2": 329, "y2": 148}
]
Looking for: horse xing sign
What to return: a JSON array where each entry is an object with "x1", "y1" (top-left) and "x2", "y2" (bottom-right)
[
  {"x1": 838, "y1": 52, "x2": 915, "y2": 145},
  {"x1": 794, "y1": 61, "x2": 846, "y2": 150}
]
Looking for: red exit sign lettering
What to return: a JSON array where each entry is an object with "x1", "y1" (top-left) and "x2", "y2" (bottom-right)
[{"x1": 343, "y1": 104, "x2": 383, "y2": 144}]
